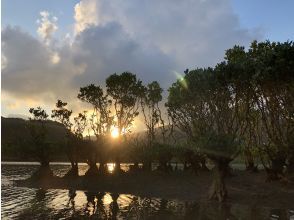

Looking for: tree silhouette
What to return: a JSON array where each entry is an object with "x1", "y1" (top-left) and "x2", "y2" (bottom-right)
[
  {"x1": 141, "y1": 81, "x2": 162, "y2": 145},
  {"x1": 106, "y1": 72, "x2": 144, "y2": 172},
  {"x1": 51, "y1": 100, "x2": 79, "y2": 177},
  {"x1": 28, "y1": 106, "x2": 53, "y2": 179},
  {"x1": 140, "y1": 81, "x2": 163, "y2": 170},
  {"x1": 78, "y1": 84, "x2": 112, "y2": 175}
]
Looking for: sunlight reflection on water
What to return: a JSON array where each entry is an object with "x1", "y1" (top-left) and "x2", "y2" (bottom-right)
[
  {"x1": 1, "y1": 163, "x2": 294, "y2": 220},
  {"x1": 107, "y1": 163, "x2": 115, "y2": 173}
]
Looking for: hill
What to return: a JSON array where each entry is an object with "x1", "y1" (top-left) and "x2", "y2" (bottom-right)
[
  {"x1": 1, "y1": 117, "x2": 188, "y2": 162},
  {"x1": 131, "y1": 125, "x2": 187, "y2": 145},
  {"x1": 1, "y1": 117, "x2": 68, "y2": 161}
]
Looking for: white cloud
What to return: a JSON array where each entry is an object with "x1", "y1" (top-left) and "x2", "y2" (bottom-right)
[
  {"x1": 74, "y1": 0, "x2": 98, "y2": 34},
  {"x1": 2, "y1": 26, "x2": 83, "y2": 103},
  {"x1": 40, "y1": 11, "x2": 49, "y2": 18},
  {"x1": 73, "y1": 0, "x2": 260, "y2": 68},
  {"x1": 50, "y1": 52, "x2": 60, "y2": 64},
  {"x1": 37, "y1": 11, "x2": 58, "y2": 44},
  {"x1": 1, "y1": 54, "x2": 8, "y2": 70}
]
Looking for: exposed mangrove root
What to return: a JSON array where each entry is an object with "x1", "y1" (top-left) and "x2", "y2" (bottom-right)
[
  {"x1": 264, "y1": 156, "x2": 286, "y2": 182},
  {"x1": 142, "y1": 161, "x2": 152, "y2": 171},
  {"x1": 209, "y1": 161, "x2": 229, "y2": 202},
  {"x1": 286, "y1": 153, "x2": 294, "y2": 175},
  {"x1": 85, "y1": 165, "x2": 99, "y2": 177},
  {"x1": 30, "y1": 165, "x2": 54, "y2": 181},
  {"x1": 98, "y1": 163, "x2": 108, "y2": 174},
  {"x1": 63, "y1": 165, "x2": 79, "y2": 179},
  {"x1": 113, "y1": 161, "x2": 124, "y2": 174},
  {"x1": 245, "y1": 162, "x2": 258, "y2": 173},
  {"x1": 129, "y1": 162, "x2": 140, "y2": 173}
]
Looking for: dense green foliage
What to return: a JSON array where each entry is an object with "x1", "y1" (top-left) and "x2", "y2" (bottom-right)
[
  {"x1": 167, "y1": 41, "x2": 294, "y2": 177},
  {"x1": 166, "y1": 41, "x2": 294, "y2": 201}
]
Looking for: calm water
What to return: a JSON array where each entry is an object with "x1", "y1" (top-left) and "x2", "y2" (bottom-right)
[{"x1": 1, "y1": 163, "x2": 294, "y2": 220}]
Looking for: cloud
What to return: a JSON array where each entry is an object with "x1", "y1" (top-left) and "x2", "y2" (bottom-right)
[
  {"x1": 71, "y1": 22, "x2": 176, "y2": 89},
  {"x1": 74, "y1": 0, "x2": 98, "y2": 34},
  {"x1": 50, "y1": 52, "x2": 60, "y2": 64},
  {"x1": 1, "y1": 24, "x2": 174, "y2": 118},
  {"x1": 1, "y1": 54, "x2": 8, "y2": 70},
  {"x1": 1, "y1": 26, "x2": 83, "y2": 105},
  {"x1": 77, "y1": 0, "x2": 260, "y2": 68},
  {"x1": 1, "y1": 0, "x2": 262, "y2": 120},
  {"x1": 37, "y1": 11, "x2": 58, "y2": 44}
]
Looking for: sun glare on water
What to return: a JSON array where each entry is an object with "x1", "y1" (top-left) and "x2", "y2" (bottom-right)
[
  {"x1": 107, "y1": 163, "x2": 115, "y2": 173},
  {"x1": 111, "y1": 127, "x2": 119, "y2": 138}
]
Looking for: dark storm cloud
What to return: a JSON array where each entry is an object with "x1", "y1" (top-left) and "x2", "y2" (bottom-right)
[{"x1": 71, "y1": 22, "x2": 177, "y2": 89}]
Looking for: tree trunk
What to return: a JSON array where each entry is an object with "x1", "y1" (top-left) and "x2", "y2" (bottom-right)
[
  {"x1": 265, "y1": 155, "x2": 286, "y2": 181},
  {"x1": 85, "y1": 162, "x2": 99, "y2": 177},
  {"x1": 246, "y1": 161, "x2": 258, "y2": 172},
  {"x1": 190, "y1": 160, "x2": 200, "y2": 174},
  {"x1": 174, "y1": 162, "x2": 178, "y2": 171},
  {"x1": 64, "y1": 161, "x2": 78, "y2": 178},
  {"x1": 40, "y1": 160, "x2": 49, "y2": 167},
  {"x1": 39, "y1": 148, "x2": 50, "y2": 169},
  {"x1": 200, "y1": 158, "x2": 209, "y2": 171},
  {"x1": 99, "y1": 162, "x2": 107, "y2": 174},
  {"x1": 183, "y1": 161, "x2": 189, "y2": 171},
  {"x1": 85, "y1": 153, "x2": 99, "y2": 177},
  {"x1": 244, "y1": 149, "x2": 258, "y2": 172},
  {"x1": 209, "y1": 160, "x2": 229, "y2": 202},
  {"x1": 64, "y1": 147, "x2": 79, "y2": 178},
  {"x1": 114, "y1": 157, "x2": 122, "y2": 173},
  {"x1": 158, "y1": 160, "x2": 168, "y2": 172},
  {"x1": 143, "y1": 161, "x2": 152, "y2": 171},
  {"x1": 64, "y1": 140, "x2": 79, "y2": 178},
  {"x1": 287, "y1": 153, "x2": 294, "y2": 174},
  {"x1": 134, "y1": 162, "x2": 139, "y2": 170},
  {"x1": 31, "y1": 160, "x2": 53, "y2": 180},
  {"x1": 129, "y1": 162, "x2": 139, "y2": 172}
]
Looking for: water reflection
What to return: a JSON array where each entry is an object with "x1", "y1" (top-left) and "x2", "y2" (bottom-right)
[
  {"x1": 13, "y1": 189, "x2": 294, "y2": 220},
  {"x1": 107, "y1": 163, "x2": 116, "y2": 174},
  {"x1": 2, "y1": 164, "x2": 294, "y2": 220},
  {"x1": 110, "y1": 193, "x2": 119, "y2": 219}
]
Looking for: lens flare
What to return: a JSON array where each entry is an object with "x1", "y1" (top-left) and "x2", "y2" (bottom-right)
[{"x1": 173, "y1": 70, "x2": 188, "y2": 89}]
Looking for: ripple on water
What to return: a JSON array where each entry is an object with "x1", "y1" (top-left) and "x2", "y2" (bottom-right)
[{"x1": 2, "y1": 163, "x2": 294, "y2": 220}]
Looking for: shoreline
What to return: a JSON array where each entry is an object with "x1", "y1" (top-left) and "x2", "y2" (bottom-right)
[{"x1": 2, "y1": 161, "x2": 265, "y2": 171}]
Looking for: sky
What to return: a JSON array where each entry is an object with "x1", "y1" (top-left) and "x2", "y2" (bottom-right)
[{"x1": 1, "y1": 0, "x2": 294, "y2": 127}]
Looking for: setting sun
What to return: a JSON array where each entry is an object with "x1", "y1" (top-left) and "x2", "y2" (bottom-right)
[{"x1": 111, "y1": 127, "x2": 119, "y2": 138}]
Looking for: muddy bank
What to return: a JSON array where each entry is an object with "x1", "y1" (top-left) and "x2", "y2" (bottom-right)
[{"x1": 15, "y1": 170, "x2": 294, "y2": 210}]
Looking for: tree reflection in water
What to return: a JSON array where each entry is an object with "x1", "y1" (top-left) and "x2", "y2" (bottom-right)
[
  {"x1": 15, "y1": 189, "x2": 294, "y2": 219},
  {"x1": 96, "y1": 192, "x2": 107, "y2": 218},
  {"x1": 84, "y1": 191, "x2": 95, "y2": 215},
  {"x1": 35, "y1": 188, "x2": 46, "y2": 201},
  {"x1": 67, "y1": 188, "x2": 76, "y2": 213},
  {"x1": 79, "y1": 192, "x2": 294, "y2": 219},
  {"x1": 109, "y1": 193, "x2": 119, "y2": 219}
]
